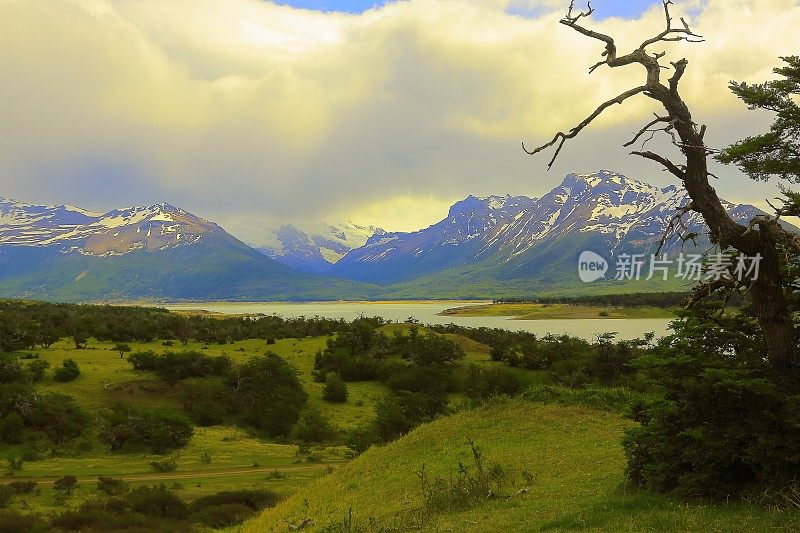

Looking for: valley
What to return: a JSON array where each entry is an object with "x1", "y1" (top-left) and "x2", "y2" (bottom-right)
[{"x1": 2, "y1": 171, "x2": 791, "y2": 302}]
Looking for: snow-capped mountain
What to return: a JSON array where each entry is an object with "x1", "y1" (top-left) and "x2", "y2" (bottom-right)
[
  {"x1": 219, "y1": 217, "x2": 385, "y2": 273},
  {"x1": 330, "y1": 171, "x2": 775, "y2": 286},
  {"x1": 0, "y1": 197, "x2": 375, "y2": 301},
  {"x1": 0, "y1": 198, "x2": 223, "y2": 255}
]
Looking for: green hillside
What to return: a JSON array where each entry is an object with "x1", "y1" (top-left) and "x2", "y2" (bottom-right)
[{"x1": 244, "y1": 399, "x2": 800, "y2": 532}]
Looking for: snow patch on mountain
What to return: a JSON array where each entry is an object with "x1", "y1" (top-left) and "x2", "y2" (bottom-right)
[{"x1": 0, "y1": 198, "x2": 220, "y2": 256}]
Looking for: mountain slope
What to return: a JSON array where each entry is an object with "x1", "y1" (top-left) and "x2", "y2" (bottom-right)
[
  {"x1": 331, "y1": 171, "x2": 782, "y2": 294},
  {"x1": 0, "y1": 198, "x2": 377, "y2": 301}
]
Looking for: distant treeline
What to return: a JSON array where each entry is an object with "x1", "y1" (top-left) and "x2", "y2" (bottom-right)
[
  {"x1": 492, "y1": 292, "x2": 692, "y2": 307},
  {"x1": 0, "y1": 299, "x2": 359, "y2": 352}
]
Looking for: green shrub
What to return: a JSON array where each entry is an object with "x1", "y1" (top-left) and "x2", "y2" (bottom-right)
[
  {"x1": 129, "y1": 485, "x2": 190, "y2": 519},
  {"x1": 292, "y1": 409, "x2": 333, "y2": 443},
  {"x1": 6, "y1": 457, "x2": 23, "y2": 472},
  {"x1": 99, "y1": 405, "x2": 193, "y2": 453},
  {"x1": 623, "y1": 309, "x2": 800, "y2": 499},
  {"x1": 150, "y1": 458, "x2": 178, "y2": 473},
  {"x1": 7, "y1": 481, "x2": 36, "y2": 494},
  {"x1": 53, "y1": 475, "x2": 78, "y2": 495},
  {"x1": 97, "y1": 476, "x2": 129, "y2": 496},
  {"x1": 374, "y1": 391, "x2": 448, "y2": 442},
  {"x1": 417, "y1": 440, "x2": 510, "y2": 512},
  {"x1": 0, "y1": 485, "x2": 14, "y2": 507},
  {"x1": 53, "y1": 359, "x2": 80, "y2": 382},
  {"x1": 192, "y1": 489, "x2": 279, "y2": 512},
  {"x1": 463, "y1": 365, "x2": 523, "y2": 400},
  {"x1": 26, "y1": 360, "x2": 49, "y2": 382},
  {"x1": 322, "y1": 373, "x2": 348, "y2": 403},
  {"x1": 228, "y1": 353, "x2": 308, "y2": 436},
  {"x1": 0, "y1": 413, "x2": 24, "y2": 444},
  {"x1": 195, "y1": 503, "x2": 254, "y2": 528},
  {"x1": 0, "y1": 510, "x2": 48, "y2": 533},
  {"x1": 521, "y1": 384, "x2": 645, "y2": 412}
]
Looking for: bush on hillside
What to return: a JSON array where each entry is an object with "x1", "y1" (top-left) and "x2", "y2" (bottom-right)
[
  {"x1": 53, "y1": 359, "x2": 80, "y2": 382},
  {"x1": 322, "y1": 373, "x2": 348, "y2": 403},
  {"x1": 623, "y1": 306, "x2": 800, "y2": 499},
  {"x1": 99, "y1": 405, "x2": 193, "y2": 453},
  {"x1": 292, "y1": 408, "x2": 334, "y2": 443}
]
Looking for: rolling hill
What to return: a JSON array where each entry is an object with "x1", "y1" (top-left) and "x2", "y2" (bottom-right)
[{"x1": 243, "y1": 399, "x2": 799, "y2": 532}]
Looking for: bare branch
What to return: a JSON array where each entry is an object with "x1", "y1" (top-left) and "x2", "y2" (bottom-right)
[
  {"x1": 639, "y1": 1, "x2": 704, "y2": 53},
  {"x1": 656, "y1": 201, "x2": 696, "y2": 254},
  {"x1": 631, "y1": 150, "x2": 687, "y2": 180},
  {"x1": 523, "y1": 86, "x2": 648, "y2": 168},
  {"x1": 564, "y1": 0, "x2": 594, "y2": 24},
  {"x1": 669, "y1": 59, "x2": 688, "y2": 93},
  {"x1": 624, "y1": 114, "x2": 672, "y2": 147},
  {"x1": 684, "y1": 276, "x2": 739, "y2": 309}
]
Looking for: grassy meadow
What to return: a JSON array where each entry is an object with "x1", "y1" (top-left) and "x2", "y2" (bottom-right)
[
  {"x1": 0, "y1": 315, "x2": 794, "y2": 531},
  {"x1": 244, "y1": 399, "x2": 800, "y2": 532}
]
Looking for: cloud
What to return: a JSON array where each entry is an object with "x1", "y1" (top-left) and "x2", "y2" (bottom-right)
[{"x1": 0, "y1": 0, "x2": 798, "y2": 238}]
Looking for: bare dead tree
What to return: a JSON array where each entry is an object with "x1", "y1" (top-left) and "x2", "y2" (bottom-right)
[{"x1": 525, "y1": 1, "x2": 798, "y2": 368}]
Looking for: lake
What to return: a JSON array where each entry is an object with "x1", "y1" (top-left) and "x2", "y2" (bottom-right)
[{"x1": 164, "y1": 302, "x2": 673, "y2": 341}]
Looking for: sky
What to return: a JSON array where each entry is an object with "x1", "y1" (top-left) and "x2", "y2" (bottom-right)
[{"x1": 1, "y1": 0, "x2": 799, "y2": 240}]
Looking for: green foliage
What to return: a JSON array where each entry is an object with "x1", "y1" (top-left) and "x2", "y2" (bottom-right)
[
  {"x1": 717, "y1": 56, "x2": 800, "y2": 184},
  {"x1": 623, "y1": 307, "x2": 800, "y2": 499},
  {"x1": 97, "y1": 476, "x2": 129, "y2": 496},
  {"x1": 463, "y1": 365, "x2": 523, "y2": 400},
  {"x1": 99, "y1": 405, "x2": 193, "y2": 453},
  {"x1": 128, "y1": 350, "x2": 231, "y2": 382},
  {"x1": 228, "y1": 352, "x2": 308, "y2": 436},
  {"x1": 6, "y1": 481, "x2": 36, "y2": 494},
  {"x1": 374, "y1": 391, "x2": 448, "y2": 442},
  {"x1": 0, "y1": 510, "x2": 48, "y2": 533},
  {"x1": 292, "y1": 408, "x2": 334, "y2": 443},
  {"x1": 0, "y1": 485, "x2": 13, "y2": 508},
  {"x1": 25, "y1": 359, "x2": 49, "y2": 382},
  {"x1": 113, "y1": 343, "x2": 131, "y2": 359},
  {"x1": 521, "y1": 384, "x2": 646, "y2": 413},
  {"x1": 53, "y1": 359, "x2": 80, "y2": 382},
  {"x1": 179, "y1": 376, "x2": 230, "y2": 426},
  {"x1": 322, "y1": 372, "x2": 348, "y2": 403},
  {"x1": 150, "y1": 458, "x2": 178, "y2": 473},
  {"x1": 0, "y1": 413, "x2": 24, "y2": 444},
  {"x1": 20, "y1": 392, "x2": 87, "y2": 443},
  {"x1": 6, "y1": 458, "x2": 23, "y2": 473},
  {"x1": 191, "y1": 488, "x2": 279, "y2": 512},
  {"x1": 53, "y1": 475, "x2": 78, "y2": 495},
  {"x1": 417, "y1": 440, "x2": 509, "y2": 512}
]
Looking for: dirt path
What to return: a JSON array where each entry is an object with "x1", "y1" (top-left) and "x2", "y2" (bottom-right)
[{"x1": 0, "y1": 462, "x2": 343, "y2": 485}]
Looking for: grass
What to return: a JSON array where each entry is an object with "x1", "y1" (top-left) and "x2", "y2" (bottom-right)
[
  {"x1": 23, "y1": 335, "x2": 384, "y2": 432},
  {"x1": 243, "y1": 399, "x2": 800, "y2": 532},
  {"x1": 2, "y1": 335, "x2": 380, "y2": 519},
  {"x1": 440, "y1": 302, "x2": 676, "y2": 320}
]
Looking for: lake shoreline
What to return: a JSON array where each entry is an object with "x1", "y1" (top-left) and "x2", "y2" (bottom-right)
[
  {"x1": 439, "y1": 302, "x2": 676, "y2": 320},
  {"x1": 160, "y1": 301, "x2": 673, "y2": 341}
]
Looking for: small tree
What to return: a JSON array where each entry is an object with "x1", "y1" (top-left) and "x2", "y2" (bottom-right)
[
  {"x1": 53, "y1": 359, "x2": 80, "y2": 382},
  {"x1": 0, "y1": 413, "x2": 24, "y2": 444},
  {"x1": 26, "y1": 359, "x2": 50, "y2": 382},
  {"x1": 114, "y1": 343, "x2": 132, "y2": 359},
  {"x1": 54, "y1": 475, "x2": 78, "y2": 495},
  {"x1": 322, "y1": 373, "x2": 348, "y2": 403},
  {"x1": 72, "y1": 332, "x2": 88, "y2": 350},
  {"x1": 291, "y1": 408, "x2": 333, "y2": 443}
]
